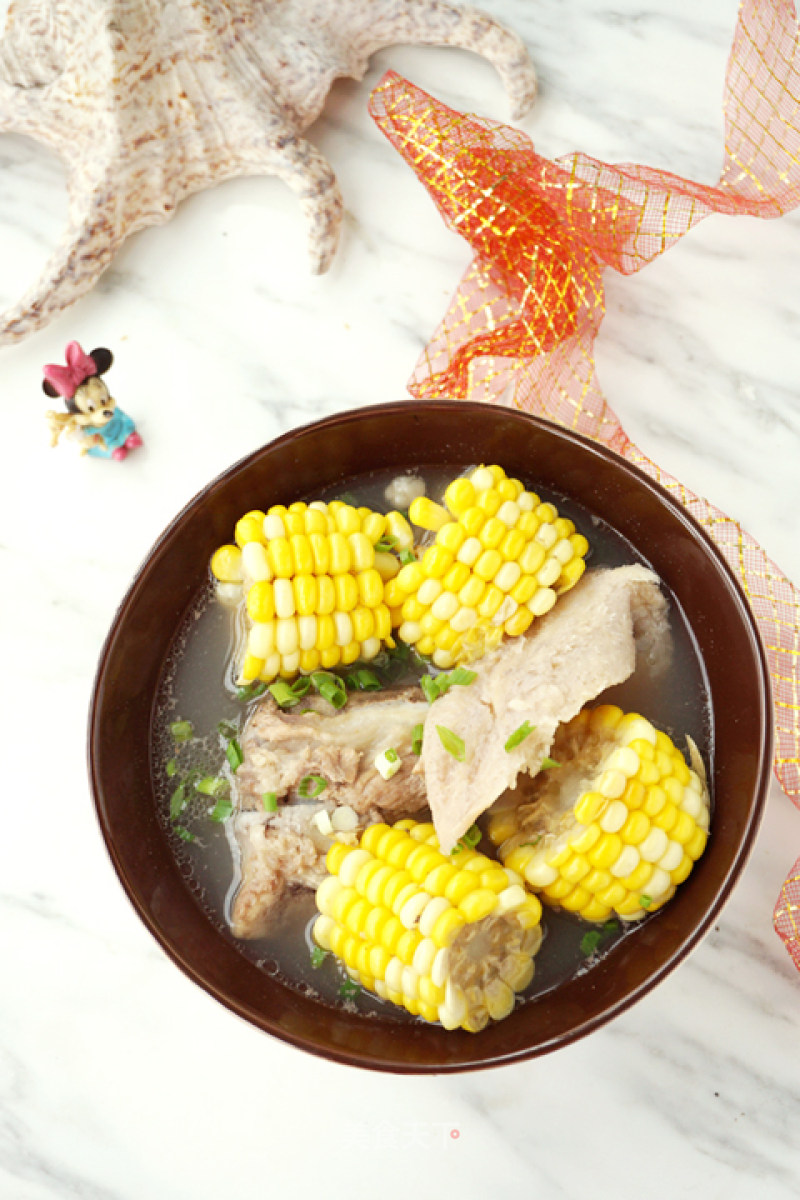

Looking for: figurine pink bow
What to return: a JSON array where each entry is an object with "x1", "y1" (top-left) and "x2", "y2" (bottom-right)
[{"x1": 42, "y1": 341, "x2": 98, "y2": 399}]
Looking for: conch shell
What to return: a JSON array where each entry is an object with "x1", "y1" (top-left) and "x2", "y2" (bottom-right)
[{"x1": 0, "y1": 0, "x2": 536, "y2": 345}]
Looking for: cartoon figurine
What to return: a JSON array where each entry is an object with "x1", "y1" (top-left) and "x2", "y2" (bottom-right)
[{"x1": 42, "y1": 341, "x2": 143, "y2": 460}]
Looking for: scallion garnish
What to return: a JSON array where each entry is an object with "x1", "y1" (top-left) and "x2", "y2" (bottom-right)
[
  {"x1": 262, "y1": 791, "x2": 278, "y2": 812},
  {"x1": 165, "y1": 759, "x2": 178, "y2": 778},
  {"x1": 174, "y1": 825, "x2": 196, "y2": 843},
  {"x1": 298, "y1": 774, "x2": 327, "y2": 799},
  {"x1": 640, "y1": 894, "x2": 653, "y2": 909},
  {"x1": 339, "y1": 978, "x2": 360, "y2": 999},
  {"x1": 541, "y1": 756, "x2": 561, "y2": 770},
  {"x1": 269, "y1": 680, "x2": 302, "y2": 708},
  {"x1": 169, "y1": 783, "x2": 188, "y2": 821},
  {"x1": 374, "y1": 534, "x2": 398, "y2": 553},
  {"x1": 448, "y1": 667, "x2": 477, "y2": 688},
  {"x1": 452, "y1": 823, "x2": 482, "y2": 854},
  {"x1": 310, "y1": 671, "x2": 347, "y2": 709},
  {"x1": 411, "y1": 723, "x2": 424, "y2": 756},
  {"x1": 420, "y1": 675, "x2": 440, "y2": 703},
  {"x1": 504, "y1": 720, "x2": 535, "y2": 752},
  {"x1": 436, "y1": 725, "x2": 466, "y2": 762},
  {"x1": 208, "y1": 795, "x2": 234, "y2": 823},
  {"x1": 354, "y1": 669, "x2": 382, "y2": 691},
  {"x1": 226, "y1": 738, "x2": 244, "y2": 772},
  {"x1": 398, "y1": 549, "x2": 416, "y2": 566},
  {"x1": 310, "y1": 946, "x2": 327, "y2": 969},
  {"x1": 170, "y1": 720, "x2": 194, "y2": 742},
  {"x1": 195, "y1": 775, "x2": 227, "y2": 797},
  {"x1": 217, "y1": 720, "x2": 239, "y2": 740},
  {"x1": 235, "y1": 681, "x2": 267, "y2": 702},
  {"x1": 580, "y1": 930, "x2": 602, "y2": 956}
]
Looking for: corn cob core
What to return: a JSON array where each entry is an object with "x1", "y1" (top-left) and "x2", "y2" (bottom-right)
[
  {"x1": 384, "y1": 465, "x2": 590, "y2": 668},
  {"x1": 488, "y1": 705, "x2": 711, "y2": 923},
  {"x1": 210, "y1": 500, "x2": 398, "y2": 682},
  {"x1": 313, "y1": 819, "x2": 543, "y2": 1032}
]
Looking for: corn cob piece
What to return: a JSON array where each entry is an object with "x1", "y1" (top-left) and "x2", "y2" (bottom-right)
[
  {"x1": 384, "y1": 465, "x2": 590, "y2": 668},
  {"x1": 210, "y1": 500, "x2": 394, "y2": 682},
  {"x1": 488, "y1": 705, "x2": 710, "y2": 924},
  {"x1": 313, "y1": 818, "x2": 543, "y2": 1032}
]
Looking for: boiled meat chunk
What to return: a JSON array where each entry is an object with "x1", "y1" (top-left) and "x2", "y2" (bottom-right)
[{"x1": 422, "y1": 566, "x2": 670, "y2": 852}]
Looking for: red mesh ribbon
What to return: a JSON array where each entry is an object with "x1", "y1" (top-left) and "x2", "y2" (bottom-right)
[{"x1": 368, "y1": 0, "x2": 800, "y2": 969}]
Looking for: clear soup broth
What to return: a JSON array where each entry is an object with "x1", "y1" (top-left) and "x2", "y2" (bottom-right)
[{"x1": 151, "y1": 464, "x2": 712, "y2": 1022}]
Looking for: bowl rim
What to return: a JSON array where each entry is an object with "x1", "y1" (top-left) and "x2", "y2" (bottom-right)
[{"x1": 88, "y1": 399, "x2": 774, "y2": 1072}]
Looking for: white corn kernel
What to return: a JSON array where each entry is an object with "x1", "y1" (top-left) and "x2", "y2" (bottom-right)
[
  {"x1": 657, "y1": 840, "x2": 684, "y2": 872},
  {"x1": 338, "y1": 847, "x2": 372, "y2": 887},
  {"x1": 610, "y1": 844, "x2": 640, "y2": 877},
  {"x1": 263, "y1": 514, "x2": 286, "y2": 540},
  {"x1": 281, "y1": 651, "x2": 300, "y2": 675},
  {"x1": 450, "y1": 606, "x2": 478, "y2": 632},
  {"x1": 431, "y1": 948, "x2": 450, "y2": 988},
  {"x1": 334, "y1": 611, "x2": 354, "y2": 646},
  {"x1": 491, "y1": 596, "x2": 518, "y2": 625},
  {"x1": 385, "y1": 957, "x2": 404, "y2": 992},
  {"x1": 419, "y1": 896, "x2": 451, "y2": 936},
  {"x1": 398, "y1": 620, "x2": 422, "y2": 644},
  {"x1": 551, "y1": 537, "x2": 575, "y2": 565},
  {"x1": 536, "y1": 557, "x2": 562, "y2": 588},
  {"x1": 432, "y1": 649, "x2": 455, "y2": 669},
  {"x1": 361, "y1": 636, "x2": 381, "y2": 660},
  {"x1": 494, "y1": 561, "x2": 522, "y2": 592},
  {"x1": 412, "y1": 937, "x2": 438, "y2": 976},
  {"x1": 418, "y1": 578, "x2": 443, "y2": 606},
  {"x1": 528, "y1": 588, "x2": 556, "y2": 616},
  {"x1": 496, "y1": 884, "x2": 527, "y2": 912},
  {"x1": 646, "y1": 866, "x2": 672, "y2": 898},
  {"x1": 535, "y1": 524, "x2": 558, "y2": 550},
  {"x1": 399, "y1": 892, "x2": 429, "y2": 929},
  {"x1": 401, "y1": 965, "x2": 420, "y2": 997},
  {"x1": 431, "y1": 591, "x2": 459, "y2": 621},
  {"x1": 517, "y1": 491, "x2": 536, "y2": 511},
  {"x1": 275, "y1": 618, "x2": 299, "y2": 655},
  {"x1": 248, "y1": 621, "x2": 275, "y2": 658},
  {"x1": 297, "y1": 614, "x2": 318, "y2": 650},
  {"x1": 456, "y1": 537, "x2": 482, "y2": 566},
  {"x1": 470, "y1": 467, "x2": 495, "y2": 491},
  {"x1": 273, "y1": 577, "x2": 296, "y2": 619},
  {"x1": 639, "y1": 827, "x2": 669, "y2": 863},
  {"x1": 242, "y1": 541, "x2": 272, "y2": 582},
  {"x1": 496, "y1": 500, "x2": 521, "y2": 527}
]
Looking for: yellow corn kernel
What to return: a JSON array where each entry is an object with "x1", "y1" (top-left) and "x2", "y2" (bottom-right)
[
  {"x1": 409, "y1": 496, "x2": 450, "y2": 531},
  {"x1": 316, "y1": 575, "x2": 336, "y2": 615},
  {"x1": 477, "y1": 584, "x2": 504, "y2": 619},
  {"x1": 444, "y1": 477, "x2": 476, "y2": 515},
  {"x1": 474, "y1": 548, "x2": 503, "y2": 582},
  {"x1": 246, "y1": 580, "x2": 275, "y2": 622},
  {"x1": 361, "y1": 511, "x2": 386, "y2": 545},
  {"x1": 328, "y1": 532, "x2": 352, "y2": 575},
  {"x1": 293, "y1": 574, "x2": 318, "y2": 617},
  {"x1": 239, "y1": 653, "x2": 264, "y2": 682},
  {"x1": 385, "y1": 511, "x2": 414, "y2": 551},
  {"x1": 421, "y1": 544, "x2": 455, "y2": 579},
  {"x1": 267, "y1": 538, "x2": 294, "y2": 579},
  {"x1": 234, "y1": 512, "x2": 266, "y2": 547},
  {"x1": 298, "y1": 648, "x2": 320, "y2": 673},
  {"x1": 460, "y1": 506, "x2": 487, "y2": 537},
  {"x1": 348, "y1": 532, "x2": 374, "y2": 571},
  {"x1": 303, "y1": 507, "x2": 328, "y2": 535},
  {"x1": 309, "y1": 532, "x2": 331, "y2": 576},
  {"x1": 350, "y1": 606, "x2": 375, "y2": 642},
  {"x1": 504, "y1": 607, "x2": 534, "y2": 637},
  {"x1": 436, "y1": 521, "x2": 467, "y2": 556},
  {"x1": 478, "y1": 517, "x2": 506, "y2": 550},
  {"x1": 289, "y1": 534, "x2": 314, "y2": 575},
  {"x1": 519, "y1": 541, "x2": 546, "y2": 575},
  {"x1": 334, "y1": 573, "x2": 359, "y2": 613},
  {"x1": 211, "y1": 544, "x2": 243, "y2": 583},
  {"x1": 316, "y1": 613, "x2": 336, "y2": 651},
  {"x1": 373, "y1": 551, "x2": 400, "y2": 582}
]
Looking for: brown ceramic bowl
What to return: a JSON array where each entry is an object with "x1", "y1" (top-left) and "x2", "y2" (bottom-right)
[{"x1": 89, "y1": 400, "x2": 772, "y2": 1072}]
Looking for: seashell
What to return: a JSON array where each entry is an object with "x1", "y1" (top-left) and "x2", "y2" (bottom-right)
[{"x1": 0, "y1": 0, "x2": 536, "y2": 345}]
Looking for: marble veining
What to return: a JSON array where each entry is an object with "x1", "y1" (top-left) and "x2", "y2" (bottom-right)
[{"x1": 1, "y1": 0, "x2": 799, "y2": 1196}]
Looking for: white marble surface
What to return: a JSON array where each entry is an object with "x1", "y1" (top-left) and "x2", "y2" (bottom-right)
[{"x1": 2, "y1": 0, "x2": 800, "y2": 1196}]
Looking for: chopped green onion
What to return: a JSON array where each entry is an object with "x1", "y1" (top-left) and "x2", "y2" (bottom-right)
[
  {"x1": 165, "y1": 759, "x2": 178, "y2": 778},
  {"x1": 169, "y1": 783, "x2": 188, "y2": 821},
  {"x1": 420, "y1": 675, "x2": 440, "y2": 703},
  {"x1": 269, "y1": 680, "x2": 302, "y2": 708},
  {"x1": 339, "y1": 978, "x2": 360, "y2": 1000},
  {"x1": 580, "y1": 930, "x2": 603, "y2": 956},
  {"x1": 411, "y1": 723, "x2": 424, "y2": 756},
  {"x1": 310, "y1": 946, "x2": 327, "y2": 969},
  {"x1": 603, "y1": 919, "x2": 620, "y2": 933},
  {"x1": 226, "y1": 738, "x2": 244, "y2": 772},
  {"x1": 436, "y1": 725, "x2": 465, "y2": 762},
  {"x1": 354, "y1": 669, "x2": 382, "y2": 691},
  {"x1": 640, "y1": 894, "x2": 653, "y2": 909},
  {"x1": 174, "y1": 825, "x2": 196, "y2": 843},
  {"x1": 447, "y1": 667, "x2": 477, "y2": 688},
  {"x1": 374, "y1": 535, "x2": 398, "y2": 552},
  {"x1": 208, "y1": 795, "x2": 234, "y2": 822},
  {"x1": 398, "y1": 549, "x2": 416, "y2": 566},
  {"x1": 310, "y1": 671, "x2": 347, "y2": 709},
  {"x1": 452, "y1": 823, "x2": 481, "y2": 855},
  {"x1": 519, "y1": 835, "x2": 542, "y2": 848},
  {"x1": 195, "y1": 775, "x2": 227, "y2": 797},
  {"x1": 170, "y1": 720, "x2": 194, "y2": 742},
  {"x1": 217, "y1": 720, "x2": 239, "y2": 740},
  {"x1": 375, "y1": 747, "x2": 401, "y2": 780},
  {"x1": 504, "y1": 720, "x2": 535, "y2": 752},
  {"x1": 262, "y1": 791, "x2": 278, "y2": 812},
  {"x1": 298, "y1": 774, "x2": 327, "y2": 799},
  {"x1": 235, "y1": 681, "x2": 267, "y2": 702},
  {"x1": 541, "y1": 757, "x2": 561, "y2": 770}
]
